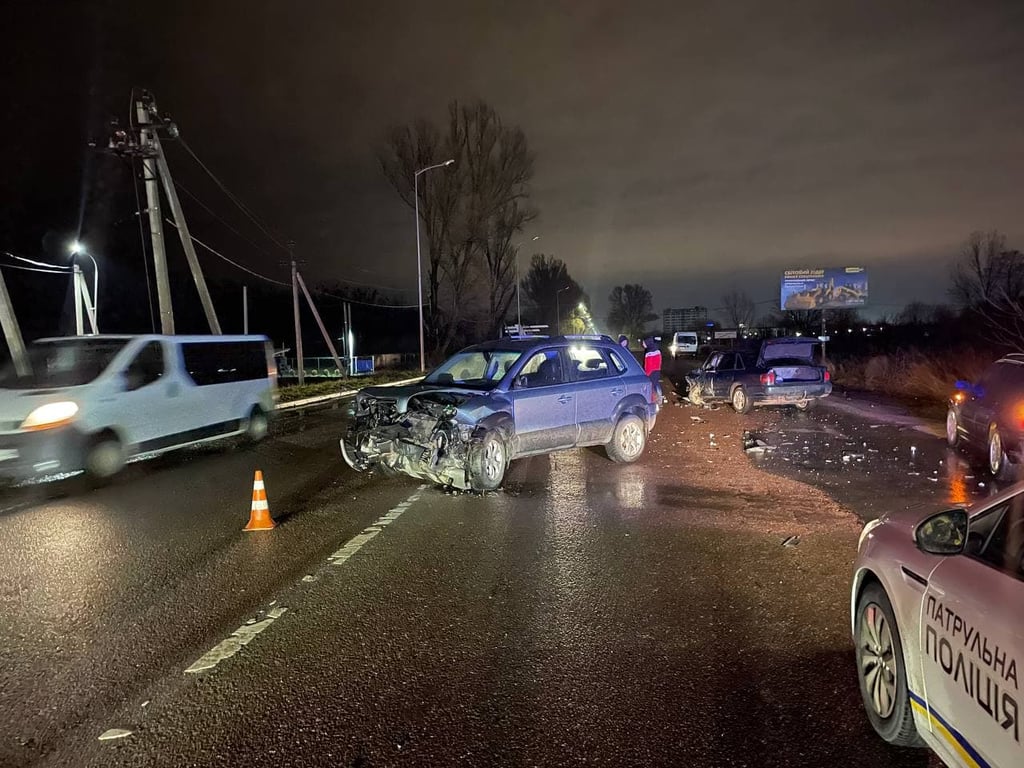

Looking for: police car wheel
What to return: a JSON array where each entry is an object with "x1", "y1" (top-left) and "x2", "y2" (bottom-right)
[
  {"x1": 855, "y1": 583, "x2": 924, "y2": 747},
  {"x1": 987, "y1": 425, "x2": 1012, "y2": 479},
  {"x1": 945, "y1": 409, "x2": 960, "y2": 448}
]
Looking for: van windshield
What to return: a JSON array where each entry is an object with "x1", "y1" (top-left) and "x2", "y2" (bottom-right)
[{"x1": 0, "y1": 339, "x2": 129, "y2": 390}]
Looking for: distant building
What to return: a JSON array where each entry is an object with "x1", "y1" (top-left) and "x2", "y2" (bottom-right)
[{"x1": 663, "y1": 306, "x2": 708, "y2": 334}]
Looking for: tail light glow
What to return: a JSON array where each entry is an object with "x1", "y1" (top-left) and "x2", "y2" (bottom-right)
[
  {"x1": 760, "y1": 371, "x2": 776, "y2": 386},
  {"x1": 824, "y1": 370, "x2": 831, "y2": 382}
]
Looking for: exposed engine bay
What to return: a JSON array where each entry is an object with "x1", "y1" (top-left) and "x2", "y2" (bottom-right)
[{"x1": 340, "y1": 390, "x2": 486, "y2": 490}]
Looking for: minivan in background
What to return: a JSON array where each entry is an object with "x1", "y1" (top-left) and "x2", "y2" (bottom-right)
[
  {"x1": 0, "y1": 335, "x2": 276, "y2": 482},
  {"x1": 669, "y1": 331, "x2": 699, "y2": 359}
]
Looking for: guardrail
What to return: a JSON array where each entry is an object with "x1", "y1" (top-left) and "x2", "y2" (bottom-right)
[{"x1": 276, "y1": 376, "x2": 424, "y2": 411}]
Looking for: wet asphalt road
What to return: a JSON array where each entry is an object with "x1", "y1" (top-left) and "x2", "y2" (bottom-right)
[
  {"x1": 0, "y1": 403, "x2": 422, "y2": 767},
  {"x1": 1, "y1": 385, "x2": 953, "y2": 767}
]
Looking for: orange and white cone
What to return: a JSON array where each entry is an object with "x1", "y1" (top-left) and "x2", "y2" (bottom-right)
[{"x1": 244, "y1": 470, "x2": 275, "y2": 531}]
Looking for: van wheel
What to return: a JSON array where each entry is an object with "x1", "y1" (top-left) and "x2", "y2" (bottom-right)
[
  {"x1": 245, "y1": 407, "x2": 269, "y2": 443},
  {"x1": 85, "y1": 434, "x2": 125, "y2": 482}
]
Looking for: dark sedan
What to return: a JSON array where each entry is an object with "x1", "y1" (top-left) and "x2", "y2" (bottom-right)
[
  {"x1": 685, "y1": 337, "x2": 832, "y2": 413},
  {"x1": 946, "y1": 353, "x2": 1024, "y2": 478}
]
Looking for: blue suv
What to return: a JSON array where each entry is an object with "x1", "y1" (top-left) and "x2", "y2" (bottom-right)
[{"x1": 340, "y1": 335, "x2": 659, "y2": 490}]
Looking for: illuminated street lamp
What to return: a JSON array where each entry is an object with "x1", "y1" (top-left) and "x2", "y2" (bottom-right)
[
  {"x1": 515, "y1": 234, "x2": 539, "y2": 333},
  {"x1": 68, "y1": 240, "x2": 100, "y2": 332},
  {"x1": 414, "y1": 159, "x2": 455, "y2": 371},
  {"x1": 555, "y1": 285, "x2": 571, "y2": 334}
]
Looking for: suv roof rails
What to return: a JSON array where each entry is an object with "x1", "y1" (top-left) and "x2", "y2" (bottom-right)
[{"x1": 555, "y1": 334, "x2": 616, "y2": 343}]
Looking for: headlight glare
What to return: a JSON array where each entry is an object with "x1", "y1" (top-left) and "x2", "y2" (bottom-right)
[{"x1": 21, "y1": 401, "x2": 79, "y2": 431}]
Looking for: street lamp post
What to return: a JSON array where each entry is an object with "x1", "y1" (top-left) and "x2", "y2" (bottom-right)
[
  {"x1": 515, "y1": 235, "x2": 539, "y2": 333},
  {"x1": 556, "y1": 285, "x2": 571, "y2": 335},
  {"x1": 414, "y1": 159, "x2": 455, "y2": 372},
  {"x1": 69, "y1": 240, "x2": 99, "y2": 332}
]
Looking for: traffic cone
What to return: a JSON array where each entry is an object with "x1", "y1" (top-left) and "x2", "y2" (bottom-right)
[{"x1": 244, "y1": 470, "x2": 276, "y2": 531}]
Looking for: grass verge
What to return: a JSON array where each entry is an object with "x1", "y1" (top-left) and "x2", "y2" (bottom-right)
[{"x1": 278, "y1": 370, "x2": 421, "y2": 403}]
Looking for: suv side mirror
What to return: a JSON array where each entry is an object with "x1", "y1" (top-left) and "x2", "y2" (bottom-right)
[{"x1": 915, "y1": 508, "x2": 969, "y2": 555}]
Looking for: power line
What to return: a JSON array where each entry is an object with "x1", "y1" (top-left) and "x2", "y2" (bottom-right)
[
  {"x1": 0, "y1": 262, "x2": 73, "y2": 275},
  {"x1": 3, "y1": 252, "x2": 71, "y2": 271},
  {"x1": 176, "y1": 137, "x2": 290, "y2": 253},
  {"x1": 163, "y1": 217, "x2": 291, "y2": 287},
  {"x1": 172, "y1": 177, "x2": 277, "y2": 259}
]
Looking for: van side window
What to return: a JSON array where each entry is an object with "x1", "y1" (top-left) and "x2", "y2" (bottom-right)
[
  {"x1": 125, "y1": 342, "x2": 165, "y2": 390},
  {"x1": 182, "y1": 341, "x2": 266, "y2": 387}
]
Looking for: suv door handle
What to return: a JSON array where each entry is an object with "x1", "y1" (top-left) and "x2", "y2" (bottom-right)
[
  {"x1": 557, "y1": 394, "x2": 573, "y2": 405},
  {"x1": 610, "y1": 387, "x2": 624, "y2": 396}
]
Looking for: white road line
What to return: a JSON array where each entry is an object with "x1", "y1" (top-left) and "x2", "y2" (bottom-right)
[{"x1": 183, "y1": 484, "x2": 427, "y2": 675}]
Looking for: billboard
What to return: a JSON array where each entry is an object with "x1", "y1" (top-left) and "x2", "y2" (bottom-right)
[{"x1": 781, "y1": 267, "x2": 868, "y2": 310}]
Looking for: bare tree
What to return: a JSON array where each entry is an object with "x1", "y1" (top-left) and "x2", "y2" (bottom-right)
[
  {"x1": 607, "y1": 284, "x2": 658, "y2": 340},
  {"x1": 523, "y1": 254, "x2": 587, "y2": 332},
  {"x1": 721, "y1": 289, "x2": 755, "y2": 328},
  {"x1": 379, "y1": 101, "x2": 535, "y2": 356},
  {"x1": 950, "y1": 230, "x2": 1024, "y2": 347}
]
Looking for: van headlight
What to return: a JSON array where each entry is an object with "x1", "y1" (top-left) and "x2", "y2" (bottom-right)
[
  {"x1": 21, "y1": 401, "x2": 79, "y2": 431},
  {"x1": 858, "y1": 518, "x2": 883, "y2": 550}
]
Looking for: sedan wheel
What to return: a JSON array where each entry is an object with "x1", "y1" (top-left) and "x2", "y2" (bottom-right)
[
  {"x1": 945, "y1": 409, "x2": 959, "y2": 448},
  {"x1": 731, "y1": 386, "x2": 751, "y2": 414},
  {"x1": 855, "y1": 584, "x2": 922, "y2": 747},
  {"x1": 988, "y1": 426, "x2": 1009, "y2": 478}
]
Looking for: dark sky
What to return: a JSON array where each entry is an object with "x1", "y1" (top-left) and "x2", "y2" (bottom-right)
[{"x1": 4, "y1": 0, "x2": 1024, "y2": 332}]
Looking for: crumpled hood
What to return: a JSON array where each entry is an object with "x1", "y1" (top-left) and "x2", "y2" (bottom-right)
[{"x1": 358, "y1": 384, "x2": 481, "y2": 413}]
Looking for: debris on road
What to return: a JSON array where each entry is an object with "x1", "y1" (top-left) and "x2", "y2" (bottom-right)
[
  {"x1": 781, "y1": 535, "x2": 801, "y2": 547},
  {"x1": 98, "y1": 728, "x2": 133, "y2": 741}
]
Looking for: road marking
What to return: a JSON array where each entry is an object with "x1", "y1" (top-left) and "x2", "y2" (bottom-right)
[{"x1": 183, "y1": 484, "x2": 426, "y2": 675}]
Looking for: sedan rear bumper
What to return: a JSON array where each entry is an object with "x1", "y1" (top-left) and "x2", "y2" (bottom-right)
[{"x1": 754, "y1": 383, "x2": 832, "y2": 406}]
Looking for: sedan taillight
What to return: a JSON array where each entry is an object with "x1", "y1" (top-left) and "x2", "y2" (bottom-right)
[
  {"x1": 760, "y1": 371, "x2": 776, "y2": 386},
  {"x1": 824, "y1": 370, "x2": 831, "y2": 382}
]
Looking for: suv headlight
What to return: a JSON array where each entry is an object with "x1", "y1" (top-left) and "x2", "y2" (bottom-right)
[
  {"x1": 857, "y1": 518, "x2": 883, "y2": 550},
  {"x1": 21, "y1": 401, "x2": 79, "y2": 431}
]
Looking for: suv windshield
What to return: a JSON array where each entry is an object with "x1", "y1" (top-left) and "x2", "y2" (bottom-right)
[
  {"x1": 0, "y1": 338, "x2": 129, "y2": 390},
  {"x1": 424, "y1": 349, "x2": 523, "y2": 389}
]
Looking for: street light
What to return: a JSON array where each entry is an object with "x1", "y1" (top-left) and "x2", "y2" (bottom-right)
[
  {"x1": 555, "y1": 285, "x2": 571, "y2": 335},
  {"x1": 414, "y1": 159, "x2": 455, "y2": 372},
  {"x1": 68, "y1": 240, "x2": 99, "y2": 331},
  {"x1": 515, "y1": 235, "x2": 539, "y2": 333}
]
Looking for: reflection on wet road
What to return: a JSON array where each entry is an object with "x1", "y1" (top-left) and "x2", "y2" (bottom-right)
[{"x1": 741, "y1": 397, "x2": 1003, "y2": 520}]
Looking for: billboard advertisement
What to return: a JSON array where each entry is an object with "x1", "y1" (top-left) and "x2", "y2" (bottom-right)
[{"x1": 780, "y1": 267, "x2": 868, "y2": 310}]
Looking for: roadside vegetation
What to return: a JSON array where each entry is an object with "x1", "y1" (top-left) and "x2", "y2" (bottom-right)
[{"x1": 278, "y1": 370, "x2": 420, "y2": 403}]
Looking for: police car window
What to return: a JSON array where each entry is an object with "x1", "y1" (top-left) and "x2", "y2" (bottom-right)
[{"x1": 972, "y1": 497, "x2": 1024, "y2": 578}]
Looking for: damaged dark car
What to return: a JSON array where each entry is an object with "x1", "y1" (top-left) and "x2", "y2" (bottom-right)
[
  {"x1": 685, "y1": 337, "x2": 832, "y2": 413},
  {"x1": 341, "y1": 336, "x2": 660, "y2": 491}
]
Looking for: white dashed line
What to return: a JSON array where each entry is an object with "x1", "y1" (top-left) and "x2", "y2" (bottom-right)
[{"x1": 183, "y1": 484, "x2": 427, "y2": 675}]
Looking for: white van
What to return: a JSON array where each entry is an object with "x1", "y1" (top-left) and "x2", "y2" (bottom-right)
[
  {"x1": 0, "y1": 335, "x2": 276, "y2": 481},
  {"x1": 669, "y1": 331, "x2": 699, "y2": 359}
]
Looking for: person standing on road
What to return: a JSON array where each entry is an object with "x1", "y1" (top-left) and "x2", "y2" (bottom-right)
[{"x1": 643, "y1": 336, "x2": 662, "y2": 378}]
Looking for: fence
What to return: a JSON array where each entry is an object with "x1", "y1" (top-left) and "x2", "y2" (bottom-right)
[{"x1": 277, "y1": 352, "x2": 417, "y2": 379}]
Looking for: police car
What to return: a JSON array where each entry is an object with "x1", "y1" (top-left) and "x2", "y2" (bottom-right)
[{"x1": 851, "y1": 487, "x2": 1023, "y2": 767}]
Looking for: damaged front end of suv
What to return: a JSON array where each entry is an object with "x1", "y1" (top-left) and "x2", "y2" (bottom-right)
[{"x1": 340, "y1": 386, "x2": 509, "y2": 492}]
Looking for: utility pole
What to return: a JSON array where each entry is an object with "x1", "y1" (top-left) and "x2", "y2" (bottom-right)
[
  {"x1": 0, "y1": 270, "x2": 28, "y2": 376},
  {"x1": 73, "y1": 264, "x2": 84, "y2": 336},
  {"x1": 243, "y1": 285, "x2": 249, "y2": 334},
  {"x1": 136, "y1": 98, "x2": 174, "y2": 335},
  {"x1": 291, "y1": 250, "x2": 304, "y2": 386},
  {"x1": 295, "y1": 271, "x2": 344, "y2": 376},
  {"x1": 155, "y1": 136, "x2": 222, "y2": 334}
]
